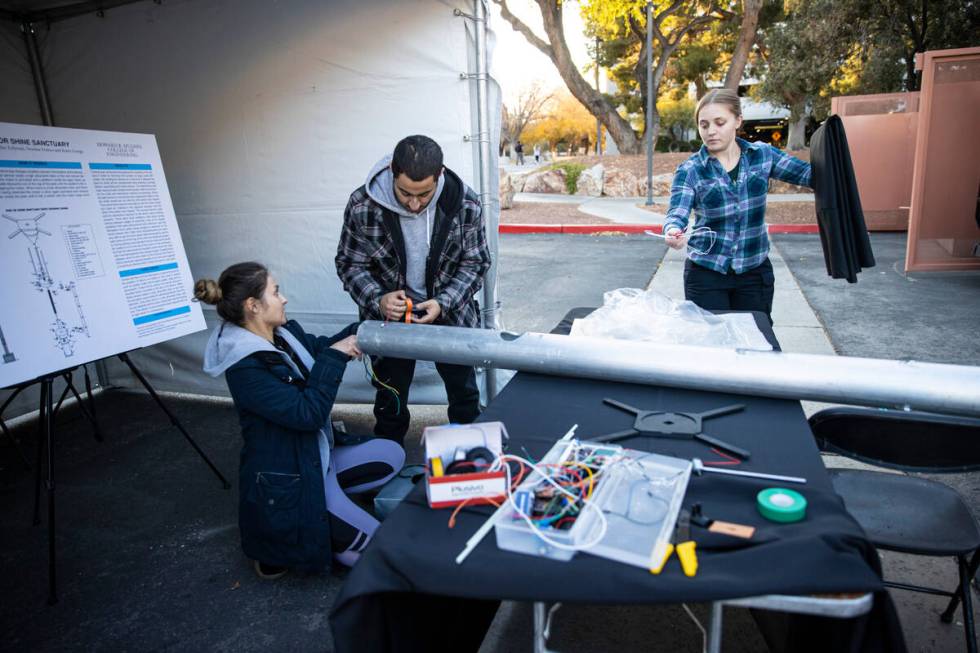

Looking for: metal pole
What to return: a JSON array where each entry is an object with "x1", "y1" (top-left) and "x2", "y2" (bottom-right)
[
  {"x1": 355, "y1": 322, "x2": 980, "y2": 418},
  {"x1": 645, "y1": 2, "x2": 654, "y2": 205},
  {"x1": 707, "y1": 602, "x2": 723, "y2": 653},
  {"x1": 595, "y1": 37, "x2": 602, "y2": 156},
  {"x1": 21, "y1": 21, "x2": 55, "y2": 126},
  {"x1": 533, "y1": 602, "x2": 558, "y2": 653},
  {"x1": 473, "y1": 0, "x2": 498, "y2": 400}
]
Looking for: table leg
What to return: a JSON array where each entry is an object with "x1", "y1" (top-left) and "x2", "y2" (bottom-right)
[
  {"x1": 707, "y1": 602, "x2": 723, "y2": 653},
  {"x1": 533, "y1": 602, "x2": 557, "y2": 653}
]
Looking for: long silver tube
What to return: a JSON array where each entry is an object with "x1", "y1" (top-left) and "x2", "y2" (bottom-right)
[
  {"x1": 692, "y1": 458, "x2": 807, "y2": 484},
  {"x1": 473, "y1": 0, "x2": 498, "y2": 400},
  {"x1": 356, "y1": 322, "x2": 980, "y2": 418}
]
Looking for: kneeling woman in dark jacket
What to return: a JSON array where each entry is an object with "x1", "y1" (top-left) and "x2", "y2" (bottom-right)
[{"x1": 195, "y1": 262, "x2": 404, "y2": 577}]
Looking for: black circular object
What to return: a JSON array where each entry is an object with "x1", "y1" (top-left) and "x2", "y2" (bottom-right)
[
  {"x1": 444, "y1": 446, "x2": 497, "y2": 475},
  {"x1": 465, "y1": 446, "x2": 496, "y2": 466}
]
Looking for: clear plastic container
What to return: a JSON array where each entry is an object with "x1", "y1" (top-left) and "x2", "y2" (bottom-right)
[
  {"x1": 589, "y1": 451, "x2": 691, "y2": 569},
  {"x1": 494, "y1": 440, "x2": 621, "y2": 561},
  {"x1": 494, "y1": 439, "x2": 691, "y2": 567}
]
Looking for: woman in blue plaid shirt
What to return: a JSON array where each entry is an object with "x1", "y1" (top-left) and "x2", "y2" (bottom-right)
[{"x1": 664, "y1": 89, "x2": 812, "y2": 323}]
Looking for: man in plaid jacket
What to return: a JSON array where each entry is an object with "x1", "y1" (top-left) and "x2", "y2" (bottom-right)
[{"x1": 335, "y1": 135, "x2": 491, "y2": 443}]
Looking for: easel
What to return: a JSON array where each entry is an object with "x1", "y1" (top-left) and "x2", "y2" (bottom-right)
[{"x1": 3, "y1": 352, "x2": 230, "y2": 605}]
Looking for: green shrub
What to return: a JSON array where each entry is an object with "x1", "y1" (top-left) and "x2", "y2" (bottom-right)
[{"x1": 548, "y1": 162, "x2": 588, "y2": 194}]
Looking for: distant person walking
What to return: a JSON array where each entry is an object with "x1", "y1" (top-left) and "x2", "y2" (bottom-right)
[
  {"x1": 663, "y1": 89, "x2": 812, "y2": 324},
  {"x1": 515, "y1": 141, "x2": 525, "y2": 165},
  {"x1": 533, "y1": 144, "x2": 541, "y2": 164}
]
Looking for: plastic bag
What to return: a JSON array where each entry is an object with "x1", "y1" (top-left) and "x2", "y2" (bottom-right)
[{"x1": 569, "y1": 288, "x2": 772, "y2": 351}]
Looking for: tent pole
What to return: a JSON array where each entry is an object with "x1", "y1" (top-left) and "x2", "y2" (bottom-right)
[
  {"x1": 21, "y1": 21, "x2": 55, "y2": 126},
  {"x1": 20, "y1": 18, "x2": 111, "y2": 390},
  {"x1": 473, "y1": 0, "x2": 498, "y2": 400}
]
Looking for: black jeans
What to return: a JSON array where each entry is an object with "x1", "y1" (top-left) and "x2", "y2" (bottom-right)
[
  {"x1": 684, "y1": 258, "x2": 775, "y2": 324},
  {"x1": 370, "y1": 356, "x2": 481, "y2": 444}
]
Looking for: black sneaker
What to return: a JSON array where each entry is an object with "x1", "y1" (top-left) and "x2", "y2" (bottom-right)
[{"x1": 253, "y1": 560, "x2": 288, "y2": 580}]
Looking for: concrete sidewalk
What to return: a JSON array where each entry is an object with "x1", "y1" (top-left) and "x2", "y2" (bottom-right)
[
  {"x1": 512, "y1": 191, "x2": 815, "y2": 227},
  {"x1": 515, "y1": 191, "x2": 815, "y2": 205}
]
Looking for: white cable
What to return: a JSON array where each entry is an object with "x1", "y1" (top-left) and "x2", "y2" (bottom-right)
[
  {"x1": 681, "y1": 603, "x2": 708, "y2": 653},
  {"x1": 646, "y1": 226, "x2": 717, "y2": 256},
  {"x1": 492, "y1": 446, "x2": 609, "y2": 552},
  {"x1": 544, "y1": 602, "x2": 562, "y2": 640}
]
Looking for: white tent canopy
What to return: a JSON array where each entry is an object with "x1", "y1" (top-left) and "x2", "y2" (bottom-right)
[{"x1": 0, "y1": 0, "x2": 501, "y2": 419}]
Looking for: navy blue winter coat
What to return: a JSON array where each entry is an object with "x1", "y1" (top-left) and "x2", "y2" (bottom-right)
[{"x1": 221, "y1": 320, "x2": 357, "y2": 572}]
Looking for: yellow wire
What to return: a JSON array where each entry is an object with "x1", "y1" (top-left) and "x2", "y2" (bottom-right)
[
  {"x1": 566, "y1": 462, "x2": 595, "y2": 498},
  {"x1": 363, "y1": 358, "x2": 401, "y2": 414}
]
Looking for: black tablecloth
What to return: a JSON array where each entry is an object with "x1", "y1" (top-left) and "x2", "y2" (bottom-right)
[{"x1": 330, "y1": 310, "x2": 905, "y2": 652}]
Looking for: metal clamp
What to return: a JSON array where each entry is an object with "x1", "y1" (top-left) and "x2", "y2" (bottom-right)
[{"x1": 453, "y1": 7, "x2": 485, "y2": 22}]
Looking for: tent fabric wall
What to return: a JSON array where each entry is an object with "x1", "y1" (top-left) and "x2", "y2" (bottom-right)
[
  {"x1": 0, "y1": 0, "x2": 501, "y2": 419},
  {"x1": 0, "y1": 20, "x2": 43, "y2": 125}
]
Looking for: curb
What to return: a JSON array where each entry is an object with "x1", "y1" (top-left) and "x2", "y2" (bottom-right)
[{"x1": 499, "y1": 224, "x2": 819, "y2": 235}]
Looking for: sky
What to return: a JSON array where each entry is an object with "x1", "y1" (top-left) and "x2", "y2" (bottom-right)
[{"x1": 489, "y1": 0, "x2": 596, "y2": 105}]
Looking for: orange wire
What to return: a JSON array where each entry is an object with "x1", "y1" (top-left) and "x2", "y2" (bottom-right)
[{"x1": 446, "y1": 458, "x2": 529, "y2": 529}]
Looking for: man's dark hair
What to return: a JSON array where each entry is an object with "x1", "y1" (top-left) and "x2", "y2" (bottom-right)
[{"x1": 391, "y1": 135, "x2": 443, "y2": 182}]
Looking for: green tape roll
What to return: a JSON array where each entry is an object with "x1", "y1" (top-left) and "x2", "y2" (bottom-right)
[{"x1": 757, "y1": 488, "x2": 807, "y2": 523}]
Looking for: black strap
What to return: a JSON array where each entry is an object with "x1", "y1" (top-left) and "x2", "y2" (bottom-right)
[{"x1": 273, "y1": 334, "x2": 310, "y2": 378}]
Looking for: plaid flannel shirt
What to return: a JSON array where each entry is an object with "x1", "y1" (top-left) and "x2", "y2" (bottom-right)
[
  {"x1": 335, "y1": 169, "x2": 491, "y2": 328},
  {"x1": 664, "y1": 139, "x2": 812, "y2": 274}
]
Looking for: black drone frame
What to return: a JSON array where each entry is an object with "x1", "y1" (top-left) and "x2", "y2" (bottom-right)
[{"x1": 591, "y1": 398, "x2": 751, "y2": 460}]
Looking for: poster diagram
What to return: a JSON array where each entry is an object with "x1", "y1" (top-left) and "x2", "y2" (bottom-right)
[
  {"x1": 0, "y1": 121, "x2": 206, "y2": 388},
  {"x1": 4, "y1": 211, "x2": 90, "y2": 357}
]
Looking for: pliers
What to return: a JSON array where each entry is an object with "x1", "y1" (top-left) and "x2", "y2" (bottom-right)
[{"x1": 649, "y1": 509, "x2": 699, "y2": 577}]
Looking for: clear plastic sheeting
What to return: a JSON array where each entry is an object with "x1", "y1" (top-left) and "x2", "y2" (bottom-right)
[{"x1": 568, "y1": 288, "x2": 773, "y2": 351}]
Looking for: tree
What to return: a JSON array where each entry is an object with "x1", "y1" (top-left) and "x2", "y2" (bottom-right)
[
  {"x1": 658, "y1": 95, "x2": 696, "y2": 145},
  {"x1": 521, "y1": 91, "x2": 597, "y2": 153},
  {"x1": 722, "y1": 0, "x2": 764, "y2": 89},
  {"x1": 755, "y1": 0, "x2": 861, "y2": 149},
  {"x1": 758, "y1": 0, "x2": 979, "y2": 150},
  {"x1": 841, "y1": 0, "x2": 980, "y2": 93},
  {"x1": 494, "y1": 0, "x2": 643, "y2": 154},
  {"x1": 501, "y1": 84, "x2": 554, "y2": 154},
  {"x1": 582, "y1": 1, "x2": 731, "y2": 151}
]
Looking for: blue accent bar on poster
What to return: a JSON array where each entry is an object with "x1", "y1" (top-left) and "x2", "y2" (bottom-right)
[
  {"x1": 119, "y1": 262, "x2": 178, "y2": 278},
  {"x1": 0, "y1": 160, "x2": 82, "y2": 169},
  {"x1": 133, "y1": 305, "x2": 191, "y2": 326},
  {"x1": 89, "y1": 163, "x2": 152, "y2": 170}
]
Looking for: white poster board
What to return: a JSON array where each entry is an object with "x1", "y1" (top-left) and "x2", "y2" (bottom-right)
[{"x1": 0, "y1": 122, "x2": 205, "y2": 387}]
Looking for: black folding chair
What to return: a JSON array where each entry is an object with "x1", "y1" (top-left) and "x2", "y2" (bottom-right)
[{"x1": 809, "y1": 406, "x2": 980, "y2": 652}]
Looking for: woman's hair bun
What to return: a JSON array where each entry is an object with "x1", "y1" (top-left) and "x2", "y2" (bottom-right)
[{"x1": 194, "y1": 278, "x2": 222, "y2": 305}]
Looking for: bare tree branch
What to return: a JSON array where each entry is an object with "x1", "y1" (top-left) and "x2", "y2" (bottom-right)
[
  {"x1": 494, "y1": 0, "x2": 553, "y2": 59},
  {"x1": 501, "y1": 84, "x2": 555, "y2": 146},
  {"x1": 493, "y1": 0, "x2": 642, "y2": 153}
]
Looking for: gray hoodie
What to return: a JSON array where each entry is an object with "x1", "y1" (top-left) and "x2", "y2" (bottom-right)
[
  {"x1": 202, "y1": 320, "x2": 333, "y2": 469},
  {"x1": 365, "y1": 155, "x2": 444, "y2": 300}
]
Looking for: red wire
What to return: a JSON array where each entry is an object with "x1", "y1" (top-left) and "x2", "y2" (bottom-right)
[
  {"x1": 703, "y1": 447, "x2": 742, "y2": 466},
  {"x1": 446, "y1": 458, "x2": 528, "y2": 529}
]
